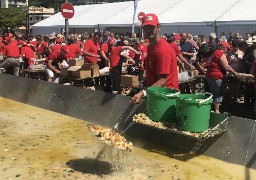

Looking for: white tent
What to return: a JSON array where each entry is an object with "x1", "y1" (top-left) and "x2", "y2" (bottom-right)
[
  {"x1": 216, "y1": 0, "x2": 256, "y2": 35},
  {"x1": 31, "y1": 0, "x2": 256, "y2": 37}
]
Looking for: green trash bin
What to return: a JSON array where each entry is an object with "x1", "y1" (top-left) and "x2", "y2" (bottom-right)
[
  {"x1": 146, "y1": 87, "x2": 180, "y2": 122},
  {"x1": 176, "y1": 93, "x2": 213, "y2": 132}
]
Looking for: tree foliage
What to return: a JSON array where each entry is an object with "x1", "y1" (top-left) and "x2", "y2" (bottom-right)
[{"x1": 0, "y1": 7, "x2": 26, "y2": 29}]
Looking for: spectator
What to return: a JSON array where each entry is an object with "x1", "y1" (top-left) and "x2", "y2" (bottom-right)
[
  {"x1": 219, "y1": 32, "x2": 227, "y2": 42},
  {"x1": 228, "y1": 41, "x2": 244, "y2": 103},
  {"x1": 180, "y1": 32, "x2": 195, "y2": 71},
  {"x1": 243, "y1": 36, "x2": 256, "y2": 73}
]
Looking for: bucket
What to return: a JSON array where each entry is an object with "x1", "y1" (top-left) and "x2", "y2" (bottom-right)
[
  {"x1": 146, "y1": 87, "x2": 180, "y2": 122},
  {"x1": 176, "y1": 93, "x2": 213, "y2": 132}
]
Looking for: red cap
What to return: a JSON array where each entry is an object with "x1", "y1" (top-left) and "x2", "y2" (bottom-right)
[
  {"x1": 108, "y1": 38, "x2": 115, "y2": 45},
  {"x1": 56, "y1": 38, "x2": 62, "y2": 43},
  {"x1": 173, "y1": 35, "x2": 181, "y2": 40},
  {"x1": 142, "y1": 13, "x2": 159, "y2": 27},
  {"x1": 8, "y1": 33, "x2": 13, "y2": 37},
  {"x1": 221, "y1": 42, "x2": 232, "y2": 50},
  {"x1": 145, "y1": 39, "x2": 149, "y2": 43},
  {"x1": 61, "y1": 45, "x2": 70, "y2": 53},
  {"x1": 42, "y1": 42, "x2": 48, "y2": 48}
]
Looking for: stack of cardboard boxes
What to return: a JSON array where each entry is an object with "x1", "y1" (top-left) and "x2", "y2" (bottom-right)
[
  {"x1": 121, "y1": 75, "x2": 140, "y2": 87},
  {"x1": 61, "y1": 59, "x2": 99, "y2": 79}
]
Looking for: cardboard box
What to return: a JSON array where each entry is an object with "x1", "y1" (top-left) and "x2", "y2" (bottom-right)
[
  {"x1": 67, "y1": 63, "x2": 100, "y2": 79},
  {"x1": 81, "y1": 63, "x2": 100, "y2": 77},
  {"x1": 60, "y1": 68, "x2": 69, "y2": 77},
  {"x1": 121, "y1": 75, "x2": 139, "y2": 87},
  {"x1": 68, "y1": 59, "x2": 84, "y2": 67}
]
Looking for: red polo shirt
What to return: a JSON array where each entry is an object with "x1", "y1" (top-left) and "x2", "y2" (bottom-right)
[
  {"x1": 4, "y1": 43, "x2": 20, "y2": 57},
  {"x1": 21, "y1": 46, "x2": 35, "y2": 64},
  {"x1": 84, "y1": 39, "x2": 100, "y2": 64},
  {"x1": 146, "y1": 38, "x2": 178, "y2": 90},
  {"x1": 100, "y1": 42, "x2": 108, "y2": 54},
  {"x1": 110, "y1": 46, "x2": 123, "y2": 68},
  {"x1": 67, "y1": 43, "x2": 82, "y2": 59},
  {"x1": 51, "y1": 44, "x2": 62, "y2": 52}
]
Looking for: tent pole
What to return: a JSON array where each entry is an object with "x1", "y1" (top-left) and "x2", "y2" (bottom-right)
[{"x1": 215, "y1": 20, "x2": 217, "y2": 36}]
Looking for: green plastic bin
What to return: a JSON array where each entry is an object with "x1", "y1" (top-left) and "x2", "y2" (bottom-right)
[
  {"x1": 176, "y1": 93, "x2": 213, "y2": 132},
  {"x1": 146, "y1": 87, "x2": 180, "y2": 122}
]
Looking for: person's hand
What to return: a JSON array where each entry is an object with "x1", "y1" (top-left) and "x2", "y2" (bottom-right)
[
  {"x1": 233, "y1": 71, "x2": 239, "y2": 77},
  {"x1": 131, "y1": 91, "x2": 144, "y2": 104},
  {"x1": 190, "y1": 65, "x2": 195, "y2": 70},
  {"x1": 56, "y1": 70, "x2": 61, "y2": 75}
]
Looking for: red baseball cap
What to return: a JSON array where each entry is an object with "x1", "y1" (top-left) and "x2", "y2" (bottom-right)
[
  {"x1": 173, "y1": 35, "x2": 181, "y2": 40},
  {"x1": 142, "y1": 13, "x2": 159, "y2": 27},
  {"x1": 108, "y1": 38, "x2": 115, "y2": 45},
  {"x1": 42, "y1": 42, "x2": 48, "y2": 48},
  {"x1": 8, "y1": 33, "x2": 13, "y2": 37},
  {"x1": 56, "y1": 38, "x2": 62, "y2": 43},
  {"x1": 221, "y1": 42, "x2": 232, "y2": 50},
  {"x1": 61, "y1": 45, "x2": 70, "y2": 53}
]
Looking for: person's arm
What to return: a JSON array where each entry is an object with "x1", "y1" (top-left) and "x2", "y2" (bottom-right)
[
  {"x1": 47, "y1": 60, "x2": 61, "y2": 74},
  {"x1": 250, "y1": 61, "x2": 256, "y2": 75},
  {"x1": 122, "y1": 46, "x2": 139, "y2": 55},
  {"x1": 83, "y1": 50, "x2": 100, "y2": 59},
  {"x1": 178, "y1": 53, "x2": 195, "y2": 69},
  {"x1": 220, "y1": 54, "x2": 238, "y2": 76},
  {"x1": 131, "y1": 75, "x2": 167, "y2": 104}
]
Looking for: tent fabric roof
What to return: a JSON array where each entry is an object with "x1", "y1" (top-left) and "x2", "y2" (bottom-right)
[
  {"x1": 32, "y1": 0, "x2": 256, "y2": 29},
  {"x1": 216, "y1": 0, "x2": 256, "y2": 22},
  {"x1": 159, "y1": 0, "x2": 239, "y2": 24}
]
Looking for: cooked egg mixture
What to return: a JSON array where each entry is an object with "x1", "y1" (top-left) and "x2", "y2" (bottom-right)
[{"x1": 0, "y1": 97, "x2": 255, "y2": 180}]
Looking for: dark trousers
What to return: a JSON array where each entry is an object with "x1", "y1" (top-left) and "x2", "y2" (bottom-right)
[{"x1": 111, "y1": 67, "x2": 122, "y2": 92}]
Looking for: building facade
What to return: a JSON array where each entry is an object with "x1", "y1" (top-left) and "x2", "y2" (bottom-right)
[{"x1": 0, "y1": 0, "x2": 27, "y2": 8}]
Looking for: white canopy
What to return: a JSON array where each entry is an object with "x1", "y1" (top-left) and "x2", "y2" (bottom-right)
[{"x1": 32, "y1": 0, "x2": 256, "y2": 36}]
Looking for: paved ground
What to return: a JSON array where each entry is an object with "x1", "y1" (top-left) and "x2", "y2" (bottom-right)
[{"x1": 1, "y1": 97, "x2": 255, "y2": 179}]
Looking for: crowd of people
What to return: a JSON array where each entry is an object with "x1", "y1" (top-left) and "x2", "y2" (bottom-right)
[{"x1": 0, "y1": 13, "x2": 256, "y2": 115}]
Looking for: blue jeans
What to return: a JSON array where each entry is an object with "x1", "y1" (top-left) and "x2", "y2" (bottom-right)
[{"x1": 206, "y1": 77, "x2": 223, "y2": 103}]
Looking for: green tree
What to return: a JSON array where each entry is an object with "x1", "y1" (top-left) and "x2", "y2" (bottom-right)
[{"x1": 0, "y1": 7, "x2": 26, "y2": 29}]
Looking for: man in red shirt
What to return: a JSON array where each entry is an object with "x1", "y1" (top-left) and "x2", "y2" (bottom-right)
[
  {"x1": 20, "y1": 41, "x2": 35, "y2": 69},
  {"x1": 170, "y1": 35, "x2": 194, "y2": 71},
  {"x1": 45, "y1": 45, "x2": 70, "y2": 83},
  {"x1": 132, "y1": 13, "x2": 179, "y2": 104},
  {"x1": 67, "y1": 38, "x2": 82, "y2": 59},
  {"x1": 0, "y1": 35, "x2": 20, "y2": 76},
  {"x1": 100, "y1": 37, "x2": 115, "y2": 68},
  {"x1": 83, "y1": 32, "x2": 101, "y2": 64},
  {"x1": 51, "y1": 38, "x2": 62, "y2": 52},
  {"x1": 110, "y1": 41, "x2": 139, "y2": 94}
]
